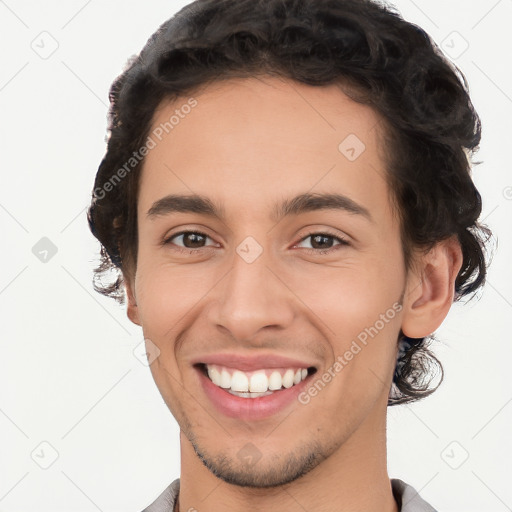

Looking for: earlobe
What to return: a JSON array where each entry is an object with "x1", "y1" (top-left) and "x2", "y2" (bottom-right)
[
  {"x1": 124, "y1": 275, "x2": 141, "y2": 326},
  {"x1": 401, "y1": 236, "x2": 463, "y2": 339}
]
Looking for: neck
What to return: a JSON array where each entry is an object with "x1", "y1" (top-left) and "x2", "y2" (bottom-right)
[{"x1": 177, "y1": 400, "x2": 398, "y2": 512}]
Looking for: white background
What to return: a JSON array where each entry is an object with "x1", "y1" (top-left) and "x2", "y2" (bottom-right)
[{"x1": 0, "y1": 1, "x2": 510, "y2": 511}]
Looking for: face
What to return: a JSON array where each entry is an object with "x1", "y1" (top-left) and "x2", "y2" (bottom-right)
[{"x1": 127, "y1": 75, "x2": 412, "y2": 487}]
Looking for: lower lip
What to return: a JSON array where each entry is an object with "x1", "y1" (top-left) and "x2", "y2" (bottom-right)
[{"x1": 197, "y1": 367, "x2": 312, "y2": 420}]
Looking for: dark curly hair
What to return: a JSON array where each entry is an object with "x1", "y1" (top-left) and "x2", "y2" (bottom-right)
[{"x1": 87, "y1": 0, "x2": 493, "y2": 406}]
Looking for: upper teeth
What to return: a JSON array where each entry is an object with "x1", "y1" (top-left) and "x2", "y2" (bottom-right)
[{"x1": 206, "y1": 364, "x2": 308, "y2": 393}]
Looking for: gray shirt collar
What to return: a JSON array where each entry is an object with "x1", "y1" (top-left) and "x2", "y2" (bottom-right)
[{"x1": 142, "y1": 477, "x2": 437, "y2": 511}]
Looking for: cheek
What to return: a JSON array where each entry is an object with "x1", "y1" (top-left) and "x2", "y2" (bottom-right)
[
  {"x1": 134, "y1": 259, "x2": 216, "y2": 337},
  {"x1": 287, "y1": 255, "x2": 403, "y2": 335}
]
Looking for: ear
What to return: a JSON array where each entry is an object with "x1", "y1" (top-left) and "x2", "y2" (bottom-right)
[
  {"x1": 401, "y1": 236, "x2": 463, "y2": 338},
  {"x1": 124, "y1": 274, "x2": 141, "y2": 326}
]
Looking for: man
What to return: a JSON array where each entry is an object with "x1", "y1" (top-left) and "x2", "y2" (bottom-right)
[{"x1": 87, "y1": 0, "x2": 491, "y2": 510}]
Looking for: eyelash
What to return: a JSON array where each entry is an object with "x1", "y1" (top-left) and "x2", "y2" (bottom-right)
[{"x1": 162, "y1": 230, "x2": 350, "y2": 255}]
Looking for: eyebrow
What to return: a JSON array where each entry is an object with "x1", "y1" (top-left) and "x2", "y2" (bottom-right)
[{"x1": 146, "y1": 192, "x2": 373, "y2": 224}]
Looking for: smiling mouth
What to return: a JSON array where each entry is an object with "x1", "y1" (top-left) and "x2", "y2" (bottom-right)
[{"x1": 195, "y1": 363, "x2": 317, "y2": 398}]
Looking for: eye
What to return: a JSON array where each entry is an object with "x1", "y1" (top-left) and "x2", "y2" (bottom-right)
[
  {"x1": 162, "y1": 229, "x2": 349, "y2": 256},
  {"x1": 294, "y1": 231, "x2": 349, "y2": 254},
  {"x1": 163, "y1": 230, "x2": 218, "y2": 252}
]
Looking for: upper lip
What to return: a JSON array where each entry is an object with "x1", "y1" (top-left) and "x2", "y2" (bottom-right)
[{"x1": 192, "y1": 353, "x2": 318, "y2": 372}]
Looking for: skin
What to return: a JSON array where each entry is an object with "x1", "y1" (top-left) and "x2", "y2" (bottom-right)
[{"x1": 124, "y1": 75, "x2": 462, "y2": 512}]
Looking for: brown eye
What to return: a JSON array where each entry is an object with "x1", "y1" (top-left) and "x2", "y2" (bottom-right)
[
  {"x1": 164, "y1": 231, "x2": 215, "y2": 250},
  {"x1": 295, "y1": 232, "x2": 349, "y2": 253}
]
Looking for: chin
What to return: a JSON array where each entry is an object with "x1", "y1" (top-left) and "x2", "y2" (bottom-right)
[{"x1": 190, "y1": 435, "x2": 326, "y2": 488}]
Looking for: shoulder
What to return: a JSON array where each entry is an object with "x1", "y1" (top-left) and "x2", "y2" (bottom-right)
[
  {"x1": 391, "y1": 478, "x2": 438, "y2": 512},
  {"x1": 140, "y1": 478, "x2": 180, "y2": 512}
]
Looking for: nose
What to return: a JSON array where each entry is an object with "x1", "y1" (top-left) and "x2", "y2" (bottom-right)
[{"x1": 208, "y1": 242, "x2": 295, "y2": 342}]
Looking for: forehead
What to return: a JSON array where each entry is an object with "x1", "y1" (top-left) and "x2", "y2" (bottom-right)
[{"x1": 138, "y1": 75, "x2": 394, "y2": 226}]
